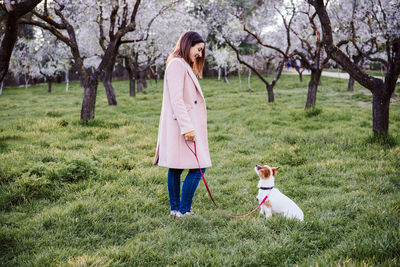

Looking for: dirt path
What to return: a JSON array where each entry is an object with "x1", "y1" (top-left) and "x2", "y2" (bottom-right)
[{"x1": 284, "y1": 68, "x2": 400, "y2": 83}]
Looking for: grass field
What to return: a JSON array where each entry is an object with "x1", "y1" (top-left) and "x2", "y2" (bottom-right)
[{"x1": 0, "y1": 74, "x2": 399, "y2": 266}]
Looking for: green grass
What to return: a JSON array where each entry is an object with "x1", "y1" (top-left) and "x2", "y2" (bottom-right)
[
  {"x1": 365, "y1": 70, "x2": 388, "y2": 77},
  {"x1": 0, "y1": 74, "x2": 399, "y2": 266}
]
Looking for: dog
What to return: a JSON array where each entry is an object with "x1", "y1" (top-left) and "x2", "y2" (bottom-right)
[{"x1": 254, "y1": 164, "x2": 304, "y2": 221}]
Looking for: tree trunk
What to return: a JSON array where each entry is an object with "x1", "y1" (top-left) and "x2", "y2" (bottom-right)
[
  {"x1": 103, "y1": 77, "x2": 117, "y2": 105},
  {"x1": 266, "y1": 84, "x2": 275, "y2": 102},
  {"x1": 24, "y1": 74, "x2": 29, "y2": 89},
  {"x1": 141, "y1": 71, "x2": 147, "y2": 88},
  {"x1": 372, "y1": 89, "x2": 390, "y2": 134},
  {"x1": 102, "y1": 59, "x2": 118, "y2": 105},
  {"x1": 130, "y1": 77, "x2": 136, "y2": 97},
  {"x1": 81, "y1": 78, "x2": 99, "y2": 121},
  {"x1": 238, "y1": 69, "x2": 242, "y2": 90},
  {"x1": 309, "y1": 0, "x2": 400, "y2": 135},
  {"x1": 263, "y1": 61, "x2": 283, "y2": 103},
  {"x1": 248, "y1": 68, "x2": 251, "y2": 90},
  {"x1": 47, "y1": 78, "x2": 52, "y2": 93},
  {"x1": 223, "y1": 66, "x2": 229, "y2": 83},
  {"x1": 305, "y1": 69, "x2": 322, "y2": 109},
  {"x1": 124, "y1": 57, "x2": 136, "y2": 97},
  {"x1": 0, "y1": 15, "x2": 17, "y2": 83},
  {"x1": 156, "y1": 65, "x2": 160, "y2": 82},
  {"x1": 65, "y1": 70, "x2": 69, "y2": 92},
  {"x1": 150, "y1": 65, "x2": 158, "y2": 83},
  {"x1": 137, "y1": 71, "x2": 146, "y2": 92},
  {"x1": 293, "y1": 65, "x2": 303, "y2": 82},
  {"x1": 347, "y1": 76, "x2": 355, "y2": 91},
  {"x1": 137, "y1": 79, "x2": 143, "y2": 93},
  {"x1": 218, "y1": 68, "x2": 221, "y2": 80},
  {"x1": 265, "y1": 59, "x2": 273, "y2": 77}
]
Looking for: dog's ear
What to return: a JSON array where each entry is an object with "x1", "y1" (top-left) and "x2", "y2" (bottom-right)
[{"x1": 272, "y1": 167, "x2": 280, "y2": 176}]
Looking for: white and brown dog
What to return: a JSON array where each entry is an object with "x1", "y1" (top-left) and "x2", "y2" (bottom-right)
[{"x1": 255, "y1": 164, "x2": 304, "y2": 221}]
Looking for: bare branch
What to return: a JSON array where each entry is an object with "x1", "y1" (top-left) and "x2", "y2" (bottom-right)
[
  {"x1": 109, "y1": 0, "x2": 119, "y2": 40},
  {"x1": 97, "y1": 6, "x2": 107, "y2": 51},
  {"x1": 120, "y1": 0, "x2": 128, "y2": 30},
  {"x1": 308, "y1": 0, "x2": 382, "y2": 91},
  {"x1": 130, "y1": 0, "x2": 141, "y2": 25},
  {"x1": 243, "y1": 24, "x2": 287, "y2": 57},
  {"x1": 18, "y1": 17, "x2": 73, "y2": 48},
  {"x1": 31, "y1": 9, "x2": 65, "y2": 29},
  {"x1": 3, "y1": 0, "x2": 42, "y2": 17},
  {"x1": 223, "y1": 36, "x2": 270, "y2": 86},
  {"x1": 121, "y1": 0, "x2": 179, "y2": 44},
  {"x1": 44, "y1": 0, "x2": 48, "y2": 17}
]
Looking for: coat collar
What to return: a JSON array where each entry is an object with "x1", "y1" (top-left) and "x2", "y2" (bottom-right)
[{"x1": 177, "y1": 58, "x2": 204, "y2": 99}]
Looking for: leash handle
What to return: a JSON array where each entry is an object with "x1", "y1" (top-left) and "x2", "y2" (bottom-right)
[{"x1": 185, "y1": 140, "x2": 268, "y2": 218}]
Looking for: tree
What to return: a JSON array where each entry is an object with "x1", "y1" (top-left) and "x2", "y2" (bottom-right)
[
  {"x1": 309, "y1": 0, "x2": 400, "y2": 134},
  {"x1": 234, "y1": 0, "x2": 297, "y2": 102},
  {"x1": 97, "y1": 0, "x2": 175, "y2": 104},
  {"x1": 20, "y1": 0, "x2": 143, "y2": 121},
  {"x1": 119, "y1": 0, "x2": 207, "y2": 97},
  {"x1": 120, "y1": 37, "x2": 159, "y2": 97},
  {"x1": 329, "y1": 0, "x2": 380, "y2": 91},
  {"x1": 290, "y1": 3, "x2": 331, "y2": 109},
  {"x1": 209, "y1": 47, "x2": 238, "y2": 83},
  {"x1": 0, "y1": 0, "x2": 42, "y2": 83},
  {"x1": 35, "y1": 30, "x2": 71, "y2": 92},
  {"x1": 9, "y1": 39, "x2": 32, "y2": 88},
  {"x1": 291, "y1": 56, "x2": 305, "y2": 82},
  {"x1": 122, "y1": 49, "x2": 156, "y2": 96},
  {"x1": 191, "y1": 0, "x2": 292, "y2": 101}
]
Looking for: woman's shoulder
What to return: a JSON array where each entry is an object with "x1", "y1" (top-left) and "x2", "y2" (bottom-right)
[
  {"x1": 166, "y1": 57, "x2": 187, "y2": 73},
  {"x1": 168, "y1": 57, "x2": 186, "y2": 66}
]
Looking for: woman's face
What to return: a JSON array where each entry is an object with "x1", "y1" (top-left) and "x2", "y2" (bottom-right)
[{"x1": 189, "y1": 42, "x2": 205, "y2": 64}]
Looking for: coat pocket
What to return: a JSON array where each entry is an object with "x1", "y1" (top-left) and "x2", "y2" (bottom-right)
[{"x1": 185, "y1": 104, "x2": 193, "y2": 112}]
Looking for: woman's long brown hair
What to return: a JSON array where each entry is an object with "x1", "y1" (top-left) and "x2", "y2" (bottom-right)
[{"x1": 166, "y1": 31, "x2": 205, "y2": 78}]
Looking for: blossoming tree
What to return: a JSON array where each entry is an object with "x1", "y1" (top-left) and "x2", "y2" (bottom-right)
[
  {"x1": 0, "y1": 0, "x2": 42, "y2": 83},
  {"x1": 309, "y1": 0, "x2": 400, "y2": 134}
]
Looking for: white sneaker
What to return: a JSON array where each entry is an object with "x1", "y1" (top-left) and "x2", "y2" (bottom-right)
[
  {"x1": 176, "y1": 211, "x2": 192, "y2": 218},
  {"x1": 169, "y1": 210, "x2": 178, "y2": 216}
]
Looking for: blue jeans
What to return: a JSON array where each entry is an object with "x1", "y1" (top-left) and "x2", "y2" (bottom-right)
[{"x1": 168, "y1": 168, "x2": 206, "y2": 214}]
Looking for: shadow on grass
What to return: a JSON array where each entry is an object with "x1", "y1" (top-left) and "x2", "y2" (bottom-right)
[{"x1": 364, "y1": 133, "x2": 399, "y2": 148}]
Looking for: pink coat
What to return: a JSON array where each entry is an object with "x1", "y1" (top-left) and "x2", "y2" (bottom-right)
[{"x1": 153, "y1": 58, "x2": 212, "y2": 169}]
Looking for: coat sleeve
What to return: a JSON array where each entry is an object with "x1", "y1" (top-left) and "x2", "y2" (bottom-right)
[{"x1": 166, "y1": 60, "x2": 195, "y2": 135}]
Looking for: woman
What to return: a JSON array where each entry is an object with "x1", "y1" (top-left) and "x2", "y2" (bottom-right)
[{"x1": 153, "y1": 31, "x2": 212, "y2": 218}]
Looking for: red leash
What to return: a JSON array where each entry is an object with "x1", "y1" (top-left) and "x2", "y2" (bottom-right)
[{"x1": 185, "y1": 140, "x2": 268, "y2": 218}]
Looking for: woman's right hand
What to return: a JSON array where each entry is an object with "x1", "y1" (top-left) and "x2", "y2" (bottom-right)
[{"x1": 184, "y1": 133, "x2": 196, "y2": 142}]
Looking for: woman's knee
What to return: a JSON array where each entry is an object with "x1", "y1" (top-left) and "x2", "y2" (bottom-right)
[{"x1": 188, "y1": 168, "x2": 205, "y2": 178}]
